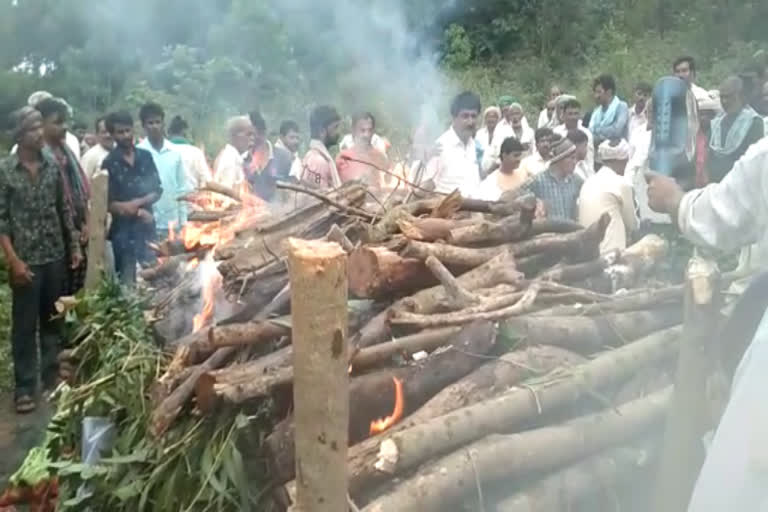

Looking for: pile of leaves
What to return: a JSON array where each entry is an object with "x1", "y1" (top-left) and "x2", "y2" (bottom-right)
[{"x1": 9, "y1": 279, "x2": 270, "y2": 511}]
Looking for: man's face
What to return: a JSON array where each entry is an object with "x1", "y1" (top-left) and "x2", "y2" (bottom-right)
[
  {"x1": 324, "y1": 120, "x2": 342, "y2": 147},
  {"x1": 96, "y1": 120, "x2": 113, "y2": 149},
  {"x1": 549, "y1": 87, "x2": 561, "y2": 101},
  {"x1": 74, "y1": 127, "x2": 86, "y2": 141},
  {"x1": 231, "y1": 124, "x2": 255, "y2": 153},
  {"x1": 508, "y1": 108, "x2": 522, "y2": 127},
  {"x1": 537, "y1": 136, "x2": 552, "y2": 158},
  {"x1": 485, "y1": 111, "x2": 500, "y2": 130},
  {"x1": 281, "y1": 130, "x2": 301, "y2": 153},
  {"x1": 500, "y1": 105, "x2": 510, "y2": 119},
  {"x1": 452, "y1": 109, "x2": 479, "y2": 140},
  {"x1": 564, "y1": 106, "x2": 581, "y2": 128},
  {"x1": 353, "y1": 118, "x2": 375, "y2": 147},
  {"x1": 634, "y1": 89, "x2": 649, "y2": 109},
  {"x1": 593, "y1": 85, "x2": 610, "y2": 106},
  {"x1": 143, "y1": 115, "x2": 164, "y2": 142},
  {"x1": 558, "y1": 154, "x2": 578, "y2": 175},
  {"x1": 112, "y1": 122, "x2": 134, "y2": 150},
  {"x1": 42, "y1": 113, "x2": 67, "y2": 143},
  {"x1": 674, "y1": 62, "x2": 693, "y2": 84},
  {"x1": 575, "y1": 141, "x2": 588, "y2": 161},
  {"x1": 501, "y1": 149, "x2": 523, "y2": 170},
  {"x1": 18, "y1": 116, "x2": 45, "y2": 152},
  {"x1": 719, "y1": 87, "x2": 744, "y2": 116}
]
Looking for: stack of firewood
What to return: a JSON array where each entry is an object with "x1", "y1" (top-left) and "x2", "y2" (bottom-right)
[{"x1": 142, "y1": 180, "x2": 710, "y2": 510}]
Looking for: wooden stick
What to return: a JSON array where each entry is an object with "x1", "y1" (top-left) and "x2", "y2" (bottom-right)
[
  {"x1": 200, "y1": 181, "x2": 242, "y2": 202},
  {"x1": 654, "y1": 257, "x2": 721, "y2": 512},
  {"x1": 85, "y1": 171, "x2": 109, "y2": 291},
  {"x1": 327, "y1": 224, "x2": 354, "y2": 252},
  {"x1": 288, "y1": 238, "x2": 349, "y2": 512},
  {"x1": 277, "y1": 181, "x2": 376, "y2": 221},
  {"x1": 424, "y1": 255, "x2": 478, "y2": 307}
]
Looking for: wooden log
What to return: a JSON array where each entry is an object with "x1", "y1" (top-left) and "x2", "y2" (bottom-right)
[
  {"x1": 187, "y1": 210, "x2": 234, "y2": 222},
  {"x1": 265, "y1": 321, "x2": 497, "y2": 484},
  {"x1": 183, "y1": 321, "x2": 290, "y2": 365},
  {"x1": 404, "y1": 345, "x2": 586, "y2": 426},
  {"x1": 348, "y1": 246, "x2": 432, "y2": 299},
  {"x1": 85, "y1": 171, "x2": 109, "y2": 291},
  {"x1": 527, "y1": 218, "x2": 583, "y2": 236},
  {"x1": 327, "y1": 224, "x2": 354, "y2": 252},
  {"x1": 498, "y1": 308, "x2": 681, "y2": 354},
  {"x1": 531, "y1": 284, "x2": 684, "y2": 316},
  {"x1": 608, "y1": 234, "x2": 670, "y2": 289},
  {"x1": 423, "y1": 255, "x2": 479, "y2": 308},
  {"x1": 397, "y1": 217, "x2": 478, "y2": 242},
  {"x1": 536, "y1": 252, "x2": 616, "y2": 283},
  {"x1": 139, "y1": 252, "x2": 201, "y2": 281},
  {"x1": 494, "y1": 443, "x2": 654, "y2": 512},
  {"x1": 361, "y1": 389, "x2": 670, "y2": 512},
  {"x1": 654, "y1": 257, "x2": 720, "y2": 512},
  {"x1": 350, "y1": 327, "x2": 460, "y2": 371},
  {"x1": 288, "y1": 238, "x2": 349, "y2": 512},
  {"x1": 402, "y1": 213, "x2": 609, "y2": 269},
  {"x1": 446, "y1": 213, "x2": 532, "y2": 246},
  {"x1": 353, "y1": 251, "x2": 520, "y2": 348},
  {"x1": 344, "y1": 326, "x2": 681, "y2": 498},
  {"x1": 389, "y1": 285, "x2": 539, "y2": 328}
]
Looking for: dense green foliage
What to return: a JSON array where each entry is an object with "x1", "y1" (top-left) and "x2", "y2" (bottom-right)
[{"x1": 0, "y1": 0, "x2": 766, "y2": 151}]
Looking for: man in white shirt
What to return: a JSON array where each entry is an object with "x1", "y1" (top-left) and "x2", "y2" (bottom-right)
[
  {"x1": 213, "y1": 116, "x2": 255, "y2": 190},
  {"x1": 673, "y1": 56, "x2": 710, "y2": 104},
  {"x1": 167, "y1": 115, "x2": 211, "y2": 188},
  {"x1": 537, "y1": 85, "x2": 562, "y2": 128},
  {"x1": 81, "y1": 117, "x2": 114, "y2": 180},
  {"x1": 519, "y1": 128, "x2": 553, "y2": 177},
  {"x1": 579, "y1": 139, "x2": 638, "y2": 252},
  {"x1": 275, "y1": 120, "x2": 303, "y2": 180},
  {"x1": 424, "y1": 91, "x2": 482, "y2": 195},
  {"x1": 555, "y1": 98, "x2": 595, "y2": 173},
  {"x1": 628, "y1": 82, "x2": 652, "y2": 143},
  {"x1": 567, "y1": 129, "x2": 594, "y2": 181}
]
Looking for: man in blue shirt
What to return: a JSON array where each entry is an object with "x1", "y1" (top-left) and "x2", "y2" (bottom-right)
[
  {"x1": 589, "y1": 74, "x2": 630, "y2": 148},
  {"x1": 137, "y1": 102, "x2": 190, "y2": 239},
  {"x1": 102, "y1": 111, "x2": 163, "y2": 285}
]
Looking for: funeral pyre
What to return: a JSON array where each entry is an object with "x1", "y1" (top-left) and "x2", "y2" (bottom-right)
[{"x1": 5, "y1": 179, "x2": 732, "y2": 511}]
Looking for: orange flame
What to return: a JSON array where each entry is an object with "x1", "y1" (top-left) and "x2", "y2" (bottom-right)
[
  {"x1": 192, "y1": 256, "x2": 222, "y2": 332},
  {"x1": 370, "y1": 377, "x2": 405, "y2": 435}
]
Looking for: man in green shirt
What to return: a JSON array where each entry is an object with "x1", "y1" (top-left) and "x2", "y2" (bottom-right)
[{"x1": 0, "y1": 106, "x2": 82, "y2": 413}]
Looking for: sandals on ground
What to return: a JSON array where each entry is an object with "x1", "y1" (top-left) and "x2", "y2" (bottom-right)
[{"x1": 15, "y1": 395, "x2": 36, "y2": 414}]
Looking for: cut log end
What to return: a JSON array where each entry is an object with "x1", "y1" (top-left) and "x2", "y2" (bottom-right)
[{"x1": 286, "y1": 237, "x2": 347, "y2": 261}]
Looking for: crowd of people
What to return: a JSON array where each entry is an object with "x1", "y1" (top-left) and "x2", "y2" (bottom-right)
[{"x1": 2, "y1": 54, "x2": 768, "y2": 417}]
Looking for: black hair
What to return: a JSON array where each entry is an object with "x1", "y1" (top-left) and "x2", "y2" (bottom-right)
[
  {"x1": 450, "y1": 91, "x2": 482, "y2": 117},
  {"x1": 279, "y1": 120, "x2": 299, "y2": 136},
  {"x1": 499, "y1": 137, "x2": 524, "y2": 156},
  {"x1": 168, "y1": 115, "x2": 188, "y2": 135},
  {"x1": 249, "y1": 111, "x2": 266, "y2": 133},
  {"x1": 139, "y1": 102, "x2": 164, "y2": 125},
  {"x1": 635, "y1": 81, "x2": 653, "y2": 95},
  {"x1": 566, "y1": 129, "x2": 588, "y2": 145},
  {"x1": 309, "y1": 105, "x2": 341, "y2": 139},
  {"x1": 352, "y1": 111, "x2": 376, "y2": 129},
  {"x1": 105, "y1": 111, "x2": 134, "y2": 134},
  {"x1": 94, "y1": 116, "x2": 106, "y2": 132},
  {"x1": 562, "y1": 98, "x2": 581, "y2": 111},
  {"x1": 35, "y1": 98, "x2": 69, "y2": 121},
  {"x1": 593, "y1": 74, "x2": 617, "y2": 93},
  {"x1": 534, "y1": 127, "x2": 553, "y2": 143},
  {"x1": 673, "y1": 56, "x2": 696, "y2": 74}
]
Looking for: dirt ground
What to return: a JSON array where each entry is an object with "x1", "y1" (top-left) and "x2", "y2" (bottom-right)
[{"x1": 0, "y1": 393, "x2": 52, "y2": 487}]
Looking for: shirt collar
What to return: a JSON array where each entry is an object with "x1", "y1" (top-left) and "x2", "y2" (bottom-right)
[
  {"x1": 9, "y1": 150, "x2": 52, "y2": 172},
  {"x1": 445, "y1": 126, "x2": 473, "y2": 149},
  {"x1": 140, "y1": 138, "x2": 173, "y2": 154}
]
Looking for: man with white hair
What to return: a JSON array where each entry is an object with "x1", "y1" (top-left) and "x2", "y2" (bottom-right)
[
  {"x1": 26, "y1": 91, "x2": 81, "y2": 160},
  {"x1": 213, "y1": 116, "x2": 254, "y2": 190},
  {"x1": 578, "y1": 139, "x2": 637, "y2": 252}
]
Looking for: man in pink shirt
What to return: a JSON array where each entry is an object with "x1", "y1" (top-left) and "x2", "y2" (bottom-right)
[{"x1": 300, "y1": 105, "x2": 343, "y2": 189}]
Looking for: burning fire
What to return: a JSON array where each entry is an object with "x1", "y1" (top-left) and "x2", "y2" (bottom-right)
[
  {"x1": 193, "y1": 255, "x2": 222, "y2": 332},
  {"x1": 370, "y1": 377, "x2": 405, "y2": 435},
  {"x1": 181, "y1": 179, "x2": 269, "y2": 332}
]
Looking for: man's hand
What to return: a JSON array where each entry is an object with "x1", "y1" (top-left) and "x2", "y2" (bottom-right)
[
  {"x1": 534, "y1": 199, "x2": 547, "y2": 219},
  {"x1": 645, "y1": 171, "x2": 685, "y2": 215},
  {"x1": 70, "y1": 250, "x2": 83, "y2": 270},
  {"x1": 136, "y1": 208, "x2": 154, "y2": 224},
  {"x1": 9, "y1": 258, "x2": 33, "y2": 286},
  {"x1": 79, "y1": 223, "x2": 89, "y2": 245},
  {"x1": 114, "y1": 201, "x2": 139, "y2": 217}
]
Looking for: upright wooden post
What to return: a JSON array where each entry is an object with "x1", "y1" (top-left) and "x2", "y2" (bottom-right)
[
  {"x1": 287, "y1": 238, "x2": 349, "y2": 512},
  {"x1": 654, "y1": 255, "x2": 720, "y2": 511},
  {"x1": 85, "y1": 171, "x2": 109, "y2": 291}
]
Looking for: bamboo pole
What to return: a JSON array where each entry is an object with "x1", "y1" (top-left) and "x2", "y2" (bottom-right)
[
  {"x1": 287, "y1": 238, "x2": 349, "y2": 512},
  {"x1": 85, "y1": 171, "x2": 109, "y2": 291},
  {"x1": 653, "y1": 255, "x2": 721, "y2": 512}
]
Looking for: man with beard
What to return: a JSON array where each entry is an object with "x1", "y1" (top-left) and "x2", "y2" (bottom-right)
[
  {"x1": 336, "y1": 112, "x2": 389, "y2": 190},
  {"x1": 36, "y1": 98, "x2": 90, "y2": 295},
  {"x1": 0, "y1": 107, "x2": 81, "y2": 412},
  {"x1": 102, "y1": 111, "x2": 163, "y2": 285},
  {"x1": 425, "y1": 91, "x2": 482, "y2": 195},
  {"x1": 300, "y1": 105, "x2": 343, "y2": 189}
]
